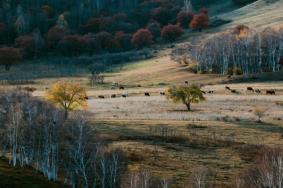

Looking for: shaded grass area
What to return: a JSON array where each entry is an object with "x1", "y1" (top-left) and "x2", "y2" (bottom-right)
[
  {"x1": 92, "y1": 119, "x2": 283, "y2": 187},
  {"x1": 0, "y1": 157, "x2": 68, "y2": 188}
]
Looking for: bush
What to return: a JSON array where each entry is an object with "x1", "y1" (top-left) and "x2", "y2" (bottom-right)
[
  {"x1": 177, "y1": 11, "x2": 194, "y2": 28},
  {"x1": 131, "y1": 29, "x2": 153, "y2": 48},
  {"x1": 188, "y1": 62, "x2": 198, "y2": 73},
  {"x1": 161, "y1": 24, "x2": 183, "y2": 42}
]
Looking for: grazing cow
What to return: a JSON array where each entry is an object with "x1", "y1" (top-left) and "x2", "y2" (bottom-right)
[
  {"x1": 144, "y1": 92, "x2": 150, "y2": 96},
  {"x1": 122, "y1": 94, "x2": 127, "y2": 98},
  {"x1": 185, "y1": 81, "x2": 189, "y2": 85},
  {"x1": 208, "y1": 90, "x2": 214, "y2": 94},
  {"x1": 137, "y1": 84, "x2": 142, "y2": 87},
  {"x1": 23, "y1": 87, "x2": 36, "y2": 93},
  {"x1": 225, "y1": 86, "x2": 231, "y2": 90},
  {"x1": 255, "y1": 89, "x2": 261, "y2": 94},
  {"x1": 247, "y1": 87, "x2": 254, "y2": 92},
  {"x1": 119, "y1": 86, "x2": 125, "y2": 90},
  {"x1": 98, "y1": 95, "x2": 105, "y2": 99},
  {"x1": 85, "y1": 96, "x2": 89, "y2": 100},
  {"x1": 231, "y1": 89, "x2": 240, "y2": 94},
  {"x1": 111, "y1": 94, "x2": 116, "y2": 98},
  {"x1": 160, "y1": 92, "x2": 165, "y2": 96},
  {"x1": 266, "y1": 90, "x2": 276, "y2": 95}
]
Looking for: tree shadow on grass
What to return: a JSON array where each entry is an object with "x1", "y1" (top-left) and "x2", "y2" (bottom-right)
[{"x1": 224, "y1": 120, "x2": 283, "y2": 134}]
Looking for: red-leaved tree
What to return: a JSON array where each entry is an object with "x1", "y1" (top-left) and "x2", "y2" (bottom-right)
[
  {"x1": 161, "y1": 24, "x2": 183, "y2": 42},
  {"x1": 0, "y1": 47, "x2": 22, "y2": 71},
  {"x1": 190, "y1": 10, "x2": 209, "y2": 32},
  {"x1": 131, "y1": 29, "x2": 153, "y2": 48},
  {"x1": 177, "y1": 11, "x2": 194, "y2": 28}
]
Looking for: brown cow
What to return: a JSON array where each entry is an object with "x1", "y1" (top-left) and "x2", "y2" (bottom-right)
[
  {"x1": 225, "y1": 86, "x2": 231, "y2": 90},
  {"x1": 111, "y1": 94, "x2": 116, "y2": 98},
  {"x1": 247, "y1": 87, "x2": 254, "y2": 92},
  {"x1": 98, "y1": 95, "x2": 105, "y2": 99}
]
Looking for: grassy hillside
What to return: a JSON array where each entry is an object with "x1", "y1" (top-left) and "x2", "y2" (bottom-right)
[{"x1": 219, "y1": 0, "x2": 283, "y2": 28}]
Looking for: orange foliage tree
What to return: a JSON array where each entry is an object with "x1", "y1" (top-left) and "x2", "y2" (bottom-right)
[
  {"x1": 46, "y1": 81, "x2": 87, "y2": 119},
  {"x1": 0, "y1": 47, "x2": 22, "y2": 71}
]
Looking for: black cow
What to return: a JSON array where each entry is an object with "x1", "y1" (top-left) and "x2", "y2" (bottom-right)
[
  {"x1": 160, "y1": 92, "x2": 165, "y2": 96},
  {"x1": 111, "y1": 94, "x2": 116, "y2": 98},
  {"x1": 231, "y1": 89, "x2": 240, "y2": 94},
  {"x1": 144, "y1": 92, "x2": 150, "y2": 96},
  {"x1": 122, "y1": 94, "x2": 128, "y2": 98},
  {"x1": 225, "y1": 86, "x2": 231, "y2": 90},
  {"x1": 266, "y1": 90, "x2": 276, "y2": 95},
  {"x1": 119, "y1": 86, "x2": 125, "y2": 90},
  {"x1": 98, "y1": 95, "x2": 105, "y2": 99},
  {"x1": 208, "y1": 90, "x2": 214, "y2": 94}
]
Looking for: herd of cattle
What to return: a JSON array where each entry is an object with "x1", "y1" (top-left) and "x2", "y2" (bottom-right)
[{"x1": 17, "y1": 82, "x2": 278, "y2": 100}]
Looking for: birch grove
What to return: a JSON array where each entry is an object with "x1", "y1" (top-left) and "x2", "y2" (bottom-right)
[
  {"x1": 0, "y1": 89, "x2": 123, "y2": 188},
  {"x1": 174, "y1": 25, "x2": 283, "y2": 75}
]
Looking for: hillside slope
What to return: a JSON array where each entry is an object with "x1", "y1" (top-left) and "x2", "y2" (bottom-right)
[{"x1": 219, "y1": 0, "x2": 283, "y2": 28}]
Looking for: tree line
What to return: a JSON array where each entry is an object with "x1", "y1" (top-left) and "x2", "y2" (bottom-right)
[
  {"x1": 174, "y1": 25, "x2": 283, "y2": 75},
  {"x1": 0, "y1": 0, "x2": 211, "y2": 70}
]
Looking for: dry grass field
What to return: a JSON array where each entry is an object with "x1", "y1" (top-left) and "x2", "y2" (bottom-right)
[{"x1": 1, "y1": 56, "x2": 283, "y2": 187}]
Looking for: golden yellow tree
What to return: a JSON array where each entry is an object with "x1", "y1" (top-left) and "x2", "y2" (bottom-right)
[{"x1": 46, "y1": 81, "x2": 87, "y2": 118}]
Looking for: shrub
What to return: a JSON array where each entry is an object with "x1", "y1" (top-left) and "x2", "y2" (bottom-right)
[
  {"x1": 131, "y1": 29, "x2": 153, "y2": 48},
  {"x1": 161, "y1": 24, "x2": 183, "y2": 42},
  {"x1": 147, "y1": 22, "x2": 161, "y2": 40},
  {"x1": 177, "y1": 11, "x2": 194, "y2": 28},
  {"x1": 188, "y1": 62, "x2": 198, "y2": 73}
]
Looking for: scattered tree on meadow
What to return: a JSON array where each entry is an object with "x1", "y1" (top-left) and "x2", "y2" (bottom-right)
[
  {"x1": 161, "y1": 24, "x2": 184, "y2": 42},
  {"x1": 166, "y1": 85, "x2": 205, "y2": 111},
  {"x1": 0, "y1": 47, "x2": 22, "y2": 71},
  {"x1": 190, "y1": 10, "x2": 209, "y2": 32},
  {"x1": 46, "y1": 81, "x2": 87, "y2": 118},
  {"x1": 131, "y1": 29, "x2": 153, "y2": 48}
]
